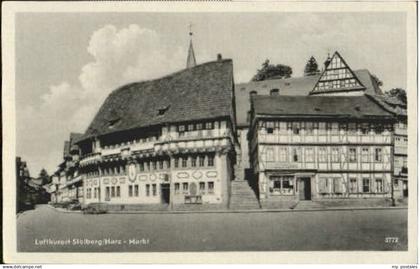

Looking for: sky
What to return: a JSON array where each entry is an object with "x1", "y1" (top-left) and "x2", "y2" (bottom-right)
[{"x1": 15, "y1": 12, "x2": 407, "y2": 176}]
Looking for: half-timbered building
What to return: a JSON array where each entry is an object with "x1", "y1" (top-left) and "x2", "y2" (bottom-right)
[
  {"x1": 74, "y1": 54, "x2": 237, "y2": 210},
  {"x1": 249, "y1": 95, "x2": 395, "y2": 205}
]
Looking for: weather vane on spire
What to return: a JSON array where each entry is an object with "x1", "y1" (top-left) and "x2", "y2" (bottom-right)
[
  {"x1": 186, "y1": 22, "x2": 196, "y2": 68},
  {"x1": 189, "y1": 22, "x2": 194, "y2": 37}
]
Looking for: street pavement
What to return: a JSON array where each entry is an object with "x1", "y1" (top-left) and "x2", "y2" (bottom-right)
[{"x1": 17, "y1": 205, "x2": 407, "y2": 252}]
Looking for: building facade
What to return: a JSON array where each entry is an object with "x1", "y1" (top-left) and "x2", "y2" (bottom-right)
[
  {"x1": 249, "y1": 95, "x2": 395, "y2": 205},
  {"x1": 75, "y1": 56, "x2": 237, "y2": 209},
  {"x1": 50, "y1": 133, "x2": 83, "y2": 203}
]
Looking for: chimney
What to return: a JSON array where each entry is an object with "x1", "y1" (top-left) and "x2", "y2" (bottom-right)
[{"x1": 217, "y1": 53, "x2": 222, "y2": 61}]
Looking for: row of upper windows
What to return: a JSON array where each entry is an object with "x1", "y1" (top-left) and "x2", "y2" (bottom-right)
[
  {"x1": 260, "y1": 121, "x2": 393, "y2": 135},
  {"x1": 83, "y1": 154, "x2": 216, "y2": 178},
  {"x1": 100, "y1": 121, "x2": 226, "y2": 150},
  {"x1": 174, "y1": 182, "x2": 215, "y2": 194},
  {"x1": 265, "y1": 147, "x2": 387, "y2": 163}
]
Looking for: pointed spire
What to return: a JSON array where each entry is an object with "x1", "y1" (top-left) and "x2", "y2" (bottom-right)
[{"x1": 186, "y1": 23, "x2": 196, "y2": 69}]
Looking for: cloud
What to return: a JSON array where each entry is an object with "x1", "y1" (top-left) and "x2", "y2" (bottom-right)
[{"x1": 18, "y1": 24, "x2": 186, "y2": 174}]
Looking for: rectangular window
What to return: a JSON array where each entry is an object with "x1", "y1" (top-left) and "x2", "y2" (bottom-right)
[
  {"x1": 305, "y1": 148, "x2": 314, "y2": 162},
  {"x1": 199, "y1": 155, "x2": 205, "y2": 167},
  {"x1": 318, "y1": 147, "x2": 327, "y2": 163},
  {"x1": 178, "y1": 125, "x2": 185, "y2": 136},
  {"x1": 375, "y1": 178, "x2": 384, "y2": 193},
  {"x1": 116, "y1": 186, "x2": 120, "y2": 197},
  {"x1": 128, "y1": 185, "x2": 133, "y2": 197},
  {"x1": 152, "y1": 161, "x2": 157, "y2": 170},
  {"x1": 174, "y1": 158, "x2": 179, "y2": 168},
  {"x1": 174, "y1": 183, "x2": 180, "y2": 194},
  {"x1": 208, "y1": 182, "x2": 214, "y2": 194},
  {"x1": 105, "y1": 187, "x2": 110, "y2": 200},
  {"x1": 318, "y1": 178, "x2": 329, "y2": 193},
  {"x1": 333, "y1": 178, "x2": 342, "y2": 193},
  {"x1": 146, "y1": 184, "x2": 150, "y2": 196},
  {"x1": 152, "y1": 184, "x2": 157, "y2": 196},
  {"x1": 182, "y1": 182, "x2": 189, "y2": 192},
  {"x1": 266, "y1": 147, "x2": 274, "y2": 162},
  {"x1": 375, "y1": 148, "x2": 383, "y2": 162},
  {"x1": 199, "y1": 182, "x2": 205, "y2": 191},
  {"x1": 188, "y1": 124, "x2": 195, "y2": 131},
  {"x1": 111, "y1": 186, "x2": 115, "y2": 198},
  {"x1": 191, "y1": 156, "x2": 197, "y2": 167},
  {"x1": 279, "y1": 147, "x2": 287, "y2": 162},
  {"x1": 159, "y1": 160, "x2": 163, "y2": 169},
  {"x1": 270, "y1": 176, "x2": 294, "y2": 195},
  {"x1": 348, "y1": 123, "x2": 357, "y2": 134},
  {"x1": 134, "y1": 185, "x2": 139, "y2": 197},
  {"x1": 292, "y1": 148, "x2": 300, "y2": 162},
  {"x1": 182, "y1": 157, "x2": 188, "y2": 168},
  {"x1": 139, "y1": 162, "x2": 144, "y2": 172},
  {"x1": 349, "y1": 148, "x2": 357, "y2": 163},
  {"x1": 331, "y1": 147, "x2": 340, "y2": 163},
  {"x1": 349, "y1": 178, "x2": 358, "y2": 193},
  {"x1": 360, "y1": 123, "x2": 370, "y2": 135},
  {"x1": 93, "y1": 188, "x2": 97, "y2": 199},
  {"x1": 205, "y1": 122, "x2": 213, "y2": 130},
  {"x1": 363, "y1": 178, "x2": 370, "y2": 193},
  {"x1": 196, "y1": 123, "x2": 203, "y2": 130},
  {"x1": 292, "y1": 122, "x2": 300, "y2": 135},
  {"x1": 305, "y1": 122, "x2": 314, "y2": 135},
  {"x1": 207, "y1": 155, "x2": 215, "y2": 166},
  {"x1": 361, "y1": 147, "x2": 370, "y2": 163}
]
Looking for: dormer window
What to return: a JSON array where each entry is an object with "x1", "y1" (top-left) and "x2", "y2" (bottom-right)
[
  {"x1": 270, "y1": 88, "x2": 279, "y2": 96},
  {"x1": 157, "y1": 105, "x2": 170, "y2": 116},
  {"x1": 108, "y1": 118, "x2": 121, "y2": 129}
]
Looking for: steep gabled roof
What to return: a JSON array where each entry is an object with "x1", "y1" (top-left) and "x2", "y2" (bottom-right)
[
  {"x1": 77, "y1": 59, "x2": 234, "y2": 142},
  {"x1": 310, "y1": 51, "x2": 366, "y2": 95},
  {"x1": 251, "y1": 95, "x2": 394, "y2": 120},
  {"x1": 235, "y1": 69, "x2": 382, "y2": 126}
]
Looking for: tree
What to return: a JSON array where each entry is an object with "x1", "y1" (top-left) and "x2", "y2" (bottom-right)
[
  {"x1": 386, "y1": 88, "x2": 407, "y2": 104},
  {"x1": 304, "y1": 56, "x2": 320, "y2": 76},
  {"x1": 38, "y1": 168, "x2": 50, "y2": 186},
  {"x1": 251, "y1": 59, "x2": 292, "y2": 81}
]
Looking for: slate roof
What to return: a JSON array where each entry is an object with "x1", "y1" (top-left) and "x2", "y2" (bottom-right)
[
  {"x1": 235, "y1": 69, "x2": 382, "y2": 126},
  {"x1": 251, "y1": 95, "x2": 394, "y2": 120},
  {"x1": 77, "y1": 59, "x2": 234, "y2": 143},
  {"x1": 368, "y1": 94, "x2": 407, "y2": 117}
]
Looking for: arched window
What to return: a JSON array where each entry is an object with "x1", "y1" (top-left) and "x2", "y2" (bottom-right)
[{"x1": 249, "y1": 90, "x2": 257, "y2": 98}]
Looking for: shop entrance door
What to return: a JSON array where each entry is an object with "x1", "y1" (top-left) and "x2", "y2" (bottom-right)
[
  {"x1": 299, "y1": 178, "x2": 311, "y2": 200},
  {"x1": 161, "y1": 184, "x2": 170, "y2": 204}
]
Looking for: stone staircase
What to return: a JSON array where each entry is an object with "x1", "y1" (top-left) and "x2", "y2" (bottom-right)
[{"x1": 229, "y1": 180, "x2": 261, "y2": 210}]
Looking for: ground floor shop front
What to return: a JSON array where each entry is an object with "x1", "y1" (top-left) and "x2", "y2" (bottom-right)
[{"x1": 257, "y1": 170, "x2": 392, "y2": 203}]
